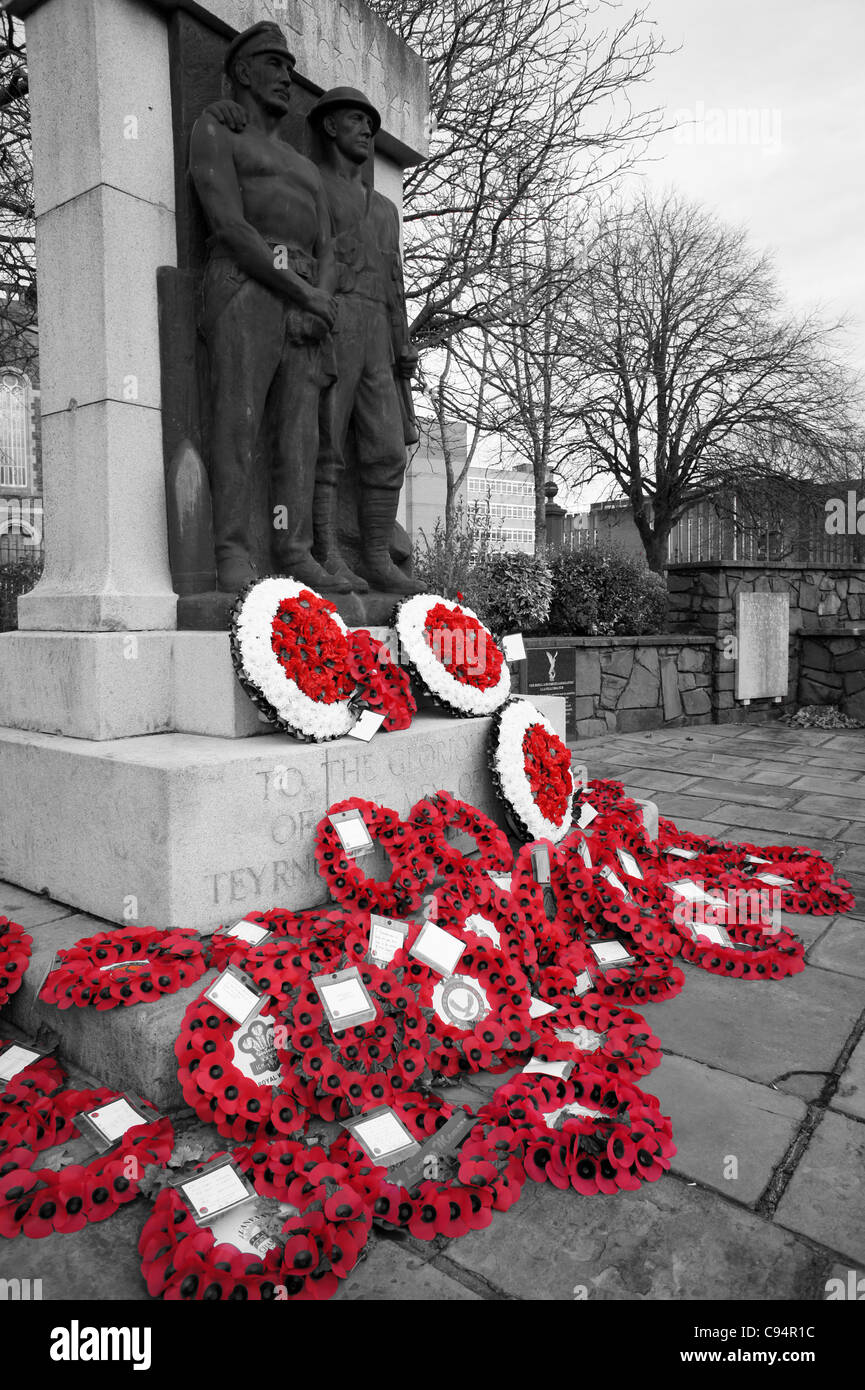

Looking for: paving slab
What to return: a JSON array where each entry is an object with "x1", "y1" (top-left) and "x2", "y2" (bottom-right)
[
  {"x1": 793, "y1": 776, "x2": 865, "y2": 799},
  {"x1": 638, "y1": 963, "x2": 863, "y2": 1086},
  {"x1": 711, "y1": 804, "x2": 852, "y2": 840},
  {"x1": 645, "y1": 1053, "x2": 805, "y2": 1205},
  {"x1": 445, "y1": 1173, "x2": 828, "y2": 1300},
  {"x1": 674, "y1": 778, "x2": 794, "y2": 809},
  {"x1": 3, "y1": 909, "x2": 216, "y2": 1111},
  {"x1": 0, "y1": 880, "x2": 76, "y2": 929},
  {"x1": 797, "y1": 794, "x2": 865, "y2": 824},
  {"x1": 774, "y1": 1110, "x2": 865, "y2": 1266},
  {"x1": 0, "y1": 1199, "x2": 150, "y2": 1300},
  {"x1": 772, "y1": 912, "x2": 837, "y2": 950},
  {"x1": 808, "y1": 917, "x2": 865, "y2": 978},
  {"x1": 332, "y1": 1235, "x2": 482, "y2": 1301},
  {"x1": 831, "y1": 1034, "x2": 865, "y2": 1122}
]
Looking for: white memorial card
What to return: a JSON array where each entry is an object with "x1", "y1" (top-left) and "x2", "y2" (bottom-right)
[
  {"x1": 348, "y1": 710, "x2": 386, "y2": 742},
  {"x1": 590, "y1": 940, "x2": 635, "y2": 968},
  {"x1": 502, "y1": 633, "x2": 527, "y2": 662},
  {"x1": 329, "y1": 809, "x2": 375, "y2": 859},
  {"x1": 755, "y1": 873, "x2": 794, "y2": 888},
  {"x1": 577, "y1": 838, "x2": 592, "y2": 869},
  {"x1": 84, "y1": 1097, "x2": 146, "y2": 1145},
  {"x1": 523, "y1": 1056, "x2": 574, "y2": 1081},
  {"x1": 692, "y1": 921, "x2": 733, "y2": 948},
  {"x1": 313, "y1": 967, "x2": 377, "y2": 1030},
  {"x1": 529, "y1": 996, "x2": 557, "y2": 1020},
  {"x1": 409, "y1": 920, "x2": 466, "y2": 976},
  {"x1": 573, "y1": 971, "x2": 594, "y2": 996},
  {"x1": 206, "y1": 1206, "x2": 284, "y2": 1258},
  {"x1": 345, "y1": 1106, "x2": 421, "y2": 1166},
  {"x1": 578, "y1": 803, "x2": 598, "y2": 830},
  {"x1": 745, "y1": 855, "x2": 772, "y2": 865},
  {"x1": 180, "y1": 1159, "x2": 254, "y2": 1223},
  {"x1": 223, "y1": 920, "x2": 272, "y2": 947},
  {"x1": 368, "y1": 914, "x2": 410, "y2": 966},
  {"x1": 600, "y1": 866, "x2": 630, "y2": 899},
  {"x1": 531, "y1": 845, "x2": 551, "y2": 884},
  {"x1": 487, "y1": 872, "x2": 512, "y2": 893},
  {"x1": 204, "y1": 966, "x2": 263, "y2": 1026},
  {"x1": 666, "y1": 847, "x2": 699, "y2": 860},
  {"x1": 616, "y1": 848, "x2": 643, "y2": 880},
  {"x1": 0, "y1": 1043, "x2": 42, "y2": 1081}
]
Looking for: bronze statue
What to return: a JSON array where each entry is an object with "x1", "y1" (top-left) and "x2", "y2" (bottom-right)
[
  {"x1": 308, "y1": 88, "x2": 424, "y2": 595},
  {"x1": 189, "y1": 22, "x2": 352, "y2": 594},
  {"x1": 203, "y1": 70, "x2": 424, "y2": 598}
]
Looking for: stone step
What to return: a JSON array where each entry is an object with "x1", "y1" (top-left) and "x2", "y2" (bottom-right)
[{"x1": 2, "y1": 887, "x2": 214, "y2": 1111}]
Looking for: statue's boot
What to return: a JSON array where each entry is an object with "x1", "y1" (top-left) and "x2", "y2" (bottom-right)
[
  {"x1": 217, "y1": 553, "x2": 257, "y2": 593},
  {"x1": 313, "y1": 482, "x2": 369, "y2": 592},
  {"x1": 279, "y1": 550, "x2": 354, "y2": 594},
  {"x1": 355, "y1": 484, "x2": 425, "y2": 595}
]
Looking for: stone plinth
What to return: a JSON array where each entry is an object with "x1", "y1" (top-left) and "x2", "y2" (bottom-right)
[{"x1": 0, "y1": 701, "x2": 565, "y2": 935}]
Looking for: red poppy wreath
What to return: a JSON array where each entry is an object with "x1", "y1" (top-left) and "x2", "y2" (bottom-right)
[
  {"x1": 488, "y1": 699, "x2": 575, "y2": 842},
  {"x1": 175, "y1": 988, "x2": 308, "y2": 1145},
  {"x1": 314, "y1": 797, "x2": 433, "y2": 915},
  {"x1": 347, "y1": 628, "x2": 416, "y2": 731},
  {"x1": 208, "y1": 907, "x2": 348, "y2": 981},
  {"x1": 230, "y1": 578, "x2": 359, "y2": 741},
  {"x1": 39, "y1": 926, "x2": 208, "y2": 1010},
  {"x1": 394, "y1": 594, "x2": 512, "y2": 717},
  {"x1": 279, "y1": 955, "x2": 432, "y2": 1120},
  {"x1": 0, "y1": 916, "x2": 32, "y2": 1008},
  {"x1": 0, "y1": 1039, "x2": 65, "y2": 1104},
  {"x1": 526, "y1": 989, "x2": 663, "y2": 1080},
  {"x1": 402, "y1": 929, "x2": 534, "y2": 1077},
  {"x1": 329, "y1": 1089, "x2": 527, "y2": 1240},
  {"x1": 409, "y1": 790, "x2": 513, "y2": 885},
  {"x1": 484, "y1": 1063, "x2": 675, "y2": 1195},
  {"x1": 139, "y1": 1142, "x2": 372, "y2": 1301},
  {"x1": 0, "y1": 1086, "x2": 173, "y2": 1239}
]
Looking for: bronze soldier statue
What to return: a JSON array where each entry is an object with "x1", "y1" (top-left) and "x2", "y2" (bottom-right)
[
  {"x1": 189, "y1": 23, "x2": 352, "y2": 594},
  {"x1": 308, "y1": 88, "x2": 424, "y2": 595}
]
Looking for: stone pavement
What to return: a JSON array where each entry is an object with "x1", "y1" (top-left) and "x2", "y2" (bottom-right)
[{"x1": 1, "y1": 721, "x2": 864, "y2": 1301}]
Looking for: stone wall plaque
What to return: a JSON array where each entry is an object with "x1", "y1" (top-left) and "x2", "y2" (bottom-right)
[
  {"x1": 735, "y1": 593, "x2": 789, "y2": 700},
  {"x1": 527, "y1": 645, "x2": 577, "y2": 738}
]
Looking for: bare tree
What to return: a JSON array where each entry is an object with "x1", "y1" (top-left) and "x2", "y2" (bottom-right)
[
  {"x1": 366, "y1": 0, "x2": 664, "y2": 351},
  {"x1": 0, "y1": 10, "x2": 35, "y2": 374},
  {"x1": 567, "y1": 191, "x2": 862, "y2": 570}
]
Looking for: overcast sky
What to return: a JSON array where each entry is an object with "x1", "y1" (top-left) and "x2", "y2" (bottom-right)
[
  {"x1": 564, "y1": 0, "x2": 865, "y2": 507},
  {"x1": 627, "y1": 0, "x2": 865, "y2": 365}
]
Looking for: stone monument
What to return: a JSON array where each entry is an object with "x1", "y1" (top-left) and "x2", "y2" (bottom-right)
[{"x1": 0, "y1": 0, "x2": 566, "y2": 945}]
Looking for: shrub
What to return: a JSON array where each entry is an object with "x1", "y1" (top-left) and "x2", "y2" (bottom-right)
[
  {"x1": 546, "y1": 544, "x2": 667, "y2": 636},
  {"x1": 0, "y1": 553, "x2": 43, "y2": 632},
  {"x1": 412, "y1": 504, "x2": 493, "y2": 612},
  {"x1": 475, "y1": 551, "x2": 552, "y2": 634}
]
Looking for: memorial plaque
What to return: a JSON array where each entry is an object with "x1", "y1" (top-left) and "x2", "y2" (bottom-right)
[
  {"x1": 527, "y1": 646, "x2": 577, "y2": 739},
  {"x1": 735, "y1": 594, "x2": 789, "y2": 701}
]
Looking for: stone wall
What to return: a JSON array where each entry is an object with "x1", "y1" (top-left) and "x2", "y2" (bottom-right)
[
  {"x1": 667, "y1": 562, "x2": 865, "y2": 635},
  {"x1": 666, "y1": 562, "x2": 865, "y2": 723},
  {"x1": 521, "y1": 636, "x2": 714, "y2": 739},
  {"x1": 798, "y1": 632, "x2": 865, "y2": 721}
]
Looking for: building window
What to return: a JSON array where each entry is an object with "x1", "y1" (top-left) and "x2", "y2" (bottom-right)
[{"x1": 0, "y1": 370, "x2": 32, "y2": 489}]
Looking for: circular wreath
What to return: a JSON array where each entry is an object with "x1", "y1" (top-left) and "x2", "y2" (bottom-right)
[
  {"x1": 402, "y1": 930, "x2": 533, "y2": 1077},
  {"x1": 314, "y1": 797, "x2": 433, "y2": 915},
  {"x1": 488, "y1": 699, "x2": 574, "y2": 842},
  {"x1": 230, "y1": 577, "x2": 358, "y2": 742},
  {"x1": 139, "y1": 1142, "x2": 372, "y2": 1301},
  {"x1": 347, "y1": 629, "x2": 416, "y2": 732},
  {"x1": 564, "y1": 849, "x2": 682, "y2": 960},
  {"x1": 0, "y1": 1086, "x2": 173, "y2": 1239},
  {"x1": 176, "y1": 989, "x2": 308, "y2": 1145},
  {"x1": 409, "y1": 790, "x2": 513, "y2": 884},
  {"x1": 0, "y1": 1040, "x2": 65, "y2": 1105},
  {"x1": 527, "y1": 989, "x2": 663, "y2": 1080},
  {"x1": 394, "y1": 594, "x2": 511, "y2": 718},
  {"x1": 279, "y1": 956, "x2": 432, "y2": 1120},
  {"x1": 558, "y1": 934, "x2": 686, "y2": 1006},
  {"x1": 208, "y1": 908, "x2": 349, "y2": 980},
  {"x1": 39, "y1": 926, "x2": 208, "y2": 1010},
  {"x1": 329, "y1": 1090, "x2": 526, "y2": 1240},
  {"x1": 483, "y1": 1064, "x2": 675, "y2": 1195},
  {"x1": 0, "y1": 917, "x2": 32, "y2": 1008}
]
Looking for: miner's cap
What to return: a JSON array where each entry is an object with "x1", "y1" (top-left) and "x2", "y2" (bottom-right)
[
  {"x1": 308, "y1": 87, "x2": 382, "y2": 136},
  {"x1": 224, "y1": 22, "x2": 296, "y2": 74}
]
